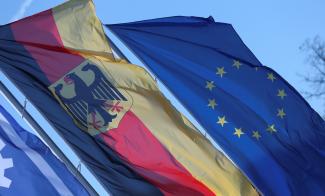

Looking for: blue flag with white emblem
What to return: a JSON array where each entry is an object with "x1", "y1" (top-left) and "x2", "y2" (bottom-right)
[
  {"x1": 107, "y1": 16, "x2": 325, "y2": 196},
  {"x1": 0, "y1": 105, "x2": 89, "y2": 196}
]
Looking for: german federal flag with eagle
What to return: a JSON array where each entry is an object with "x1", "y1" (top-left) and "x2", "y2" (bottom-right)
[{"x1": 0, "y1": 0, "x2": 257, "y2": 195}]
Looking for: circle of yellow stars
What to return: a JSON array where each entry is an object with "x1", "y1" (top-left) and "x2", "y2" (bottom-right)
[{"x1": 204, "y1": 59, "x2": 288, "y2": 140}]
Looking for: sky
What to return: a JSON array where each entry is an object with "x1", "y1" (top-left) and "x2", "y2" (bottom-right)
[
  {"x1": 0, "y1": 0, "x2": 324, "y2": 195},
  {"x1": 1, "y1": 0, "x2": 323, "y2": 112}
]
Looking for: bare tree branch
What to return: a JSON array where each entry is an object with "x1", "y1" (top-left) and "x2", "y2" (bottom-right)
[{"x1": 300, "y1": 36, "x2": 325, "y2": 116}]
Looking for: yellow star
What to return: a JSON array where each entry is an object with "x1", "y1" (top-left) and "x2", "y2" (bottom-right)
[
  {"x1": 205, "y1": 81, "x2": 215, "y2": 91},
  {"x1": 234, "y1": 128, "x2": 245, "y2": 138},
  {"x1": 267, "y1": 73, "x2": 276, "y2": 82},
  {"x1": 233, "y1": 60, "x2": 242, "y2": 69},
  {"x1": 277, "y1": 108, "x2": 286, "y2": 119},
  {"x1": 207, "y1": 99, "x2": 217, "y2": 109},
  {"x1": 277, "y1": 89, "x2": 287, "y2": 99},
  {"x1": 216, "y1": 67, "x2": 227, "y2": 78},
  {"x1": 252, "y1": 131, "x2": 261, "y2": 140},
  {"x1": 267, "y1": 124, "x2": 277, "y2": 134},
  {"x1": 217, "y1": 116, "x2": 228, "y2": 127}
]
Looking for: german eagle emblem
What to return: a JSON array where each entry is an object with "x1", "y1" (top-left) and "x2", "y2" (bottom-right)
[{"x1": 49, "y1": 61, "x2": 132, "y2": 135}]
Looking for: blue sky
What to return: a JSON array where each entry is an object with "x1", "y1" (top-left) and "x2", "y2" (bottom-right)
[
  {"x1": 0, "y1": 0, "x2": 324, "y2": 195},
  {"x1": 1, "y1": 0, "x2": 324, "y2": 113}
]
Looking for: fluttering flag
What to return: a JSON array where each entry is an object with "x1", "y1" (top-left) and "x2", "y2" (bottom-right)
[
  {"x1": 108, "y1": 16, "x2": 325, "y2": 195},
  {"x1": 0, "y1": 105, "x2": 88, "y2": 195},
  {"x1": 0, "y1": 1, "x2": 258, "y2": 195}
]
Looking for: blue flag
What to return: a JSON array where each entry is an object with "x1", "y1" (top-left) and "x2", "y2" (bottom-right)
[
  {"x1": 107, "y1": 16, "x2": 325, "y2": 195},
  {"x1": 0, "y1": 106, "x2": 89, "y2": 196}
]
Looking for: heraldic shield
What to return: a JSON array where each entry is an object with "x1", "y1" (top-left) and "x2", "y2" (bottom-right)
[{"x1": 49, "y1": 60, "x2": 133, "y2": 136}]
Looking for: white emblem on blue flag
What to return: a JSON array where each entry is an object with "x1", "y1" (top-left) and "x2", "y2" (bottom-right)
[
  {"x1": 0, "y1": 138, "x2": 13, "y2": 189},
  {"x1": 0, "y1": 113, "x2": 74, "y2": 196}
]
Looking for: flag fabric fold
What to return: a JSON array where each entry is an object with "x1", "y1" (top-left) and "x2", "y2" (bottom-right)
[
  {"x1": 107, "y1": 16, "x2": 325, "y2": 196},
  {"x1": 0, "y1": 1, "x2": 257, "y2": 195},
  {"x1": 0, "y1": 105, "x2": 89, "y2": 196}
]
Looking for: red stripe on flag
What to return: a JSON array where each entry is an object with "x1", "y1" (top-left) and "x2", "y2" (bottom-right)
[
  {"x1": 11, "y1": 9, "x2": 84, "y2": 83},
  {"x1": 101, "y1": 111, "x2": 215, "y2": 196}
]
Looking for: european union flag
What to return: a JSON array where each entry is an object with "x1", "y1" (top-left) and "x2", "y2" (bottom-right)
[
  {"x1": 0, "y1": 106, "x2": 89, "y2": 196},
  {"x1": 108, "y1": 16, "x2": 325, "y2": 195}
]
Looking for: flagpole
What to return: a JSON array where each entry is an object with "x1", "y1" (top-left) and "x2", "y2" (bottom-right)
[{"x1": 0, "y1": 81, "x2": 99, "y2": 196}]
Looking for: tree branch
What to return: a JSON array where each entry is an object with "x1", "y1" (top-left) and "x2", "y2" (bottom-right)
[{"x1": 300, "y1": 36, "x2": 325, "y2": 116}]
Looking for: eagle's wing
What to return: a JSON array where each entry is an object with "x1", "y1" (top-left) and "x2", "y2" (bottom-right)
[
  {"x1": 88, "y1": 65, "x2": 127, "y2": 101},
  {"x1": 91, "y1": 77, "x2": 126, "y2": 101},
  {"x1": 64, "y1": 100, "x2": 88, "y2": 128},
  {"x1": 54, "y1": 83, "x2": 88, "y2": 129}
]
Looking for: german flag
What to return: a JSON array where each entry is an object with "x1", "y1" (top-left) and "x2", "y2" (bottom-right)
[{"x1": 0, "y1": 0, "x2": 257, "y2": 195}]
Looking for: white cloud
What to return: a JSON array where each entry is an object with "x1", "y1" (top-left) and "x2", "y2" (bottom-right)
[{"x1": 10, "y1": 0, "x2": 33, "y2": 22}]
